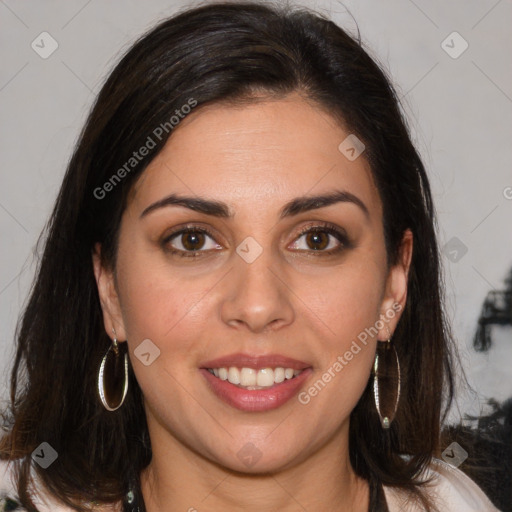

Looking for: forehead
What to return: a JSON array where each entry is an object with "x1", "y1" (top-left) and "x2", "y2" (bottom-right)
[{"x1": 130, "y1": 93, "x2": 382, "y2": 221}]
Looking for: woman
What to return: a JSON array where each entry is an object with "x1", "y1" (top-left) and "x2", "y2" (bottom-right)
[{"x1": 0, "y1": 2, "x2": 500, "y2": 511}]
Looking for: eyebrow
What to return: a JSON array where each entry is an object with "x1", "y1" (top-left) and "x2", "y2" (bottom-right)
[{"x1": 140, "y1": 189, "x2": 370, "y2": 220}]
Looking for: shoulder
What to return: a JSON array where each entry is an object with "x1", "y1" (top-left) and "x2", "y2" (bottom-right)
[{"x1": 383, "y1": 457, "x2": 501, "y2": 511}]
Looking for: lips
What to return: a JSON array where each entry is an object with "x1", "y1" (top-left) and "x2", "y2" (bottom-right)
[
  {"x1": 199, "y1": 353, "x2": 313, "y2": 412},
  {"x1": 200, "y1": 352, "x2": 311, "y2": 371}
]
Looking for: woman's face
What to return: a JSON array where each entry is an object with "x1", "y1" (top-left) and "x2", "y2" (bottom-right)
[{"x1": 95, "y1": 92, "x2": 412, "y2": 473}]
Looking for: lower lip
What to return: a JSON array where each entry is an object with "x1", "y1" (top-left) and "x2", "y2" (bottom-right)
[{"x1": 200, "y1": 368, "x2": 312, "y2": 412}]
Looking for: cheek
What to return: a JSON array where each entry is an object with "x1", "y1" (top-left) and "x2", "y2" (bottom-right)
[
  {"x1": 115, "y1": 262, "x2": 216, "y2": 411},
  {"x1": 113, "y1": 222, "x2": 214, "y2": 341},
  {"x1": 118, "y1": 269, "x2": 214, "y2": 349},
  {"x1": 305, "y1": 254, "x2": 386, "y2": 347},
  {"x1": 294, "y1": 250, "x2": 385, "y2": 406}
]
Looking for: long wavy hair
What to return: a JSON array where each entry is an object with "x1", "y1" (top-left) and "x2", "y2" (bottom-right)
[{"x1": 0, "y1": 2, "x2": 458, "y2": 510}]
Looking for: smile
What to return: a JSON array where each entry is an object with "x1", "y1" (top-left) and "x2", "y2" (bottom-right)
[
  {"x1": 206, "y1": 366, "x2": 303, "y2": 389},
  {"x1": 199, "y1": 353, "x2": 312, "y2": 411}
]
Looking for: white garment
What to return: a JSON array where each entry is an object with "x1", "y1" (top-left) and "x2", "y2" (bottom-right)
[
  {"x1": 0, "y1": 457, "x2": 502, "y2": 511},
  {"x1": 383, "y1": 457, "x2": 501, "y2": 511}
]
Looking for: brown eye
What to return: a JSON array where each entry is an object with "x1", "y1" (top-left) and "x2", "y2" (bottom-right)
[
  {"x1": 180, "y1": 231, "x2": 206, "y2": 251},
  {"x1": 163, "y1": 226, "x2": 222, "y2": 257},
  {"x1": 304, "y1": 231, "x2": 329, "y2": 251},
  {"x1": 289, "y1": 224, "x2": 351, "y2": 255}
]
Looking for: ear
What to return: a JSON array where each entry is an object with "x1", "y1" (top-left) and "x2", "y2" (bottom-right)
[
  {"x1": 92, "y1": 243, "x2": 127, "y2": 341},
  {"x1": 377, "y1": 229, "x2": 413, "y2": 341}
]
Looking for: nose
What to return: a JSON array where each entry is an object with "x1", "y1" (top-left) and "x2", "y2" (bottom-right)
[{"x1": 220, "y1": 245, "x2": 295, "y2": 334}]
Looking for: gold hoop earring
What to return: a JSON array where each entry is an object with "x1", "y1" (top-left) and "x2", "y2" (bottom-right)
[
  {"x1": 97, "y1": 330, "x2": 129, "y2": 411},
  {"x1": 373, "y1": 327, "x2": 401, "y2": 429}
]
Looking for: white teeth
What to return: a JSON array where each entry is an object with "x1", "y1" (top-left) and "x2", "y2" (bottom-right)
[
  {"x1": 240, "y1": 367, "x2": 256, "y2": 386},
  {"x1": 208, "y1": 366, "x2": 303, "y2": 388},
  {"x1": 228, "y1": 367, "x2": 240, "y2": 385},
  {"x1": 274, "y1": 367, "x2": 285, "y2": 383},
  {"x1": 256, "y1": 368, "x2": 274, "y2": 387}
]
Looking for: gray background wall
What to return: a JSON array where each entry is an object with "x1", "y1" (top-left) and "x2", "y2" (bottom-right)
[{"x1": 1, "y1": 0, "x2": 511, "y2": 424}]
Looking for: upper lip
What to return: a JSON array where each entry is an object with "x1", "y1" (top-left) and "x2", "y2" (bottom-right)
[{"x1": 200, "y1": 353, "x2": 311, "y2": 371}]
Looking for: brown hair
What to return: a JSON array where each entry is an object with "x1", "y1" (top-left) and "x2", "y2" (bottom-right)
[{"x1": 1, "y1": 2, "x2": 459, "y2": 510}]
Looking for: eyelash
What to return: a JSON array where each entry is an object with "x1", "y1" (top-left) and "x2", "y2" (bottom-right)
[{"x1": 162, "y1": 222, "x2": 351, "y2": 258}]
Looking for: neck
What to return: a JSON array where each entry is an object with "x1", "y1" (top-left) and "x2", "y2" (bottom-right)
[{"x1": 139, "y1": 417, "x2": 369, "y2": 512}]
